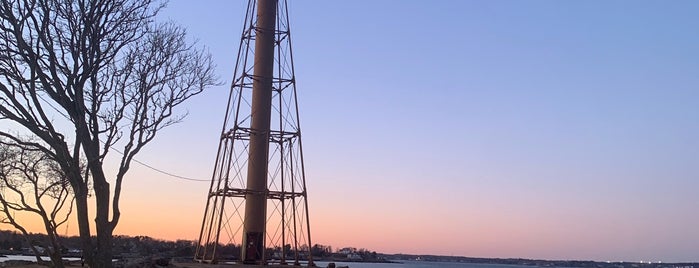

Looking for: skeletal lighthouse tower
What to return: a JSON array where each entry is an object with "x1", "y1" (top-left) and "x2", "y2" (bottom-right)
[{"x1": 195, "y1": 0, "x2": 313, "y2": 265}]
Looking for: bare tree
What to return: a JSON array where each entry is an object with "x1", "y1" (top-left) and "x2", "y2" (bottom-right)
[
  {"x1": 0, "y1": 141, "x2": 75, "y2": 268},
  {"x1": 0, "y1": 0, "x2": 217, "y2": 267}
]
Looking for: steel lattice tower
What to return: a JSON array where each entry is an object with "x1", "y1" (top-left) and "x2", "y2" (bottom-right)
[{"x1": 195, "y1": 0, "x2": 313, "y2": 265}]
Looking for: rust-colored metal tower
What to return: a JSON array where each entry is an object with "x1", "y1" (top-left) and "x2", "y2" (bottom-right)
[{"x1": 195, "y1": 0, "x2": 313, "y2": 265}]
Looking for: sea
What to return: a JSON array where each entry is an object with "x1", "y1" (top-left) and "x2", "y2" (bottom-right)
[
  {"x1": 0, "y1": 254, "x2": 81, "y2": 263},
  {"x1": 313, "y1": 261, "x2": 537, "y2": 268}
]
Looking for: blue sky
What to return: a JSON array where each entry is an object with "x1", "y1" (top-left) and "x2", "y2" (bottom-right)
[{"x1": 96, "y1": 0, "x2": 699, "y2": 262}]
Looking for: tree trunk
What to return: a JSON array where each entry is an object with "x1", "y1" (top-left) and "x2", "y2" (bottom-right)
[
  {"x1": 43, "y1": 220, "x2": 66, "y2": 268},
  {"x1": 48, "y1": 250, "x2": 66, "y2": 268},
  {"x1": 94, "y1": 173, "x2": 113, "y2": 268},
  {"x1": 95, "y1": 233, "x2": 113, "y2": 268},
  {"x1": 28, "y1": 245, "x2": 43, "y2": 265},
  {"x1": 75, "y1": 190, "x2": 95, "y2": 267}
]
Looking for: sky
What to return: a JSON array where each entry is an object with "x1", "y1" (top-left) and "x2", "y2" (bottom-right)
[{"x1": 4, "y1": 0, "x2": 699, "y2": 263}]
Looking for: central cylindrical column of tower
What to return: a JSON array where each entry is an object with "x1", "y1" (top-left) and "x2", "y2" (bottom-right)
[{"x1": 242, "y1": 0, "x2": 277, "y2": 264}]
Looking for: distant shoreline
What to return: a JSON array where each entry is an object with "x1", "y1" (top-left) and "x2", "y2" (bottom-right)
[
  {"x1": 314, "y1": 257, "x2": 400, "y2": 264},
  {"x1": 381, "y1": 254, "x2": 698, "y2": 268}
]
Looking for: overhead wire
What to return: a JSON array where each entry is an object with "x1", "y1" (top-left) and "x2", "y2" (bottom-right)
[{"x1": 33, "y1": 92, "x2": 208, "y2": 182}]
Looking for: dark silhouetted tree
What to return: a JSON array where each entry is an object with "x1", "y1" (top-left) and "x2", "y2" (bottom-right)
[
  {"x1": 0, "y1": 142, "x2": 74, "y2": 267},
  {"x1": 0, "y1": 0, "x2": 217, "y2": 267}
]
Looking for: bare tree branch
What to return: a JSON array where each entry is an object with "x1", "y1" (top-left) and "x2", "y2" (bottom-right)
[
  {"x1": 0, "y1": 141, "x2": 74, "y2": 267},
  {"x1": 0, "y1": 1, "x2": 218, "y2": 267}
]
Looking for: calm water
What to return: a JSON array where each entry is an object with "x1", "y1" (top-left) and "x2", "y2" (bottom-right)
[
  {"x1": 314, "y1": 261, "x2": 537, "y2": 268},
  {"x1": 0, "y1": 255, "x2": 80, "y2": 262}
]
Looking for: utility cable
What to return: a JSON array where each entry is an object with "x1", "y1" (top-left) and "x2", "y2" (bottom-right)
[
  {"x1": 109, "y1": 146, "x2": 209, "y2": 182},
  {"x1": 33, "y1": 93, "x2": 208, "y2": 182}
]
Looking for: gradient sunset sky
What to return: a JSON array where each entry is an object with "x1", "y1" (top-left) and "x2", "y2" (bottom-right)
[{"x1": 7, "y1": 0, "x2": 699, "y2": 263}]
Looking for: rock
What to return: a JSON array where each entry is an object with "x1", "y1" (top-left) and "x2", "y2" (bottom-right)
[{"x1": 154, "y1": 258, "x2": 170, "y2": 267}]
